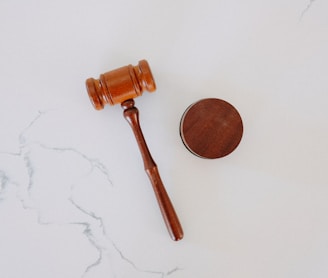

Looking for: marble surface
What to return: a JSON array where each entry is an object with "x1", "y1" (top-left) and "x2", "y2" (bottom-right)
[{"x1": 1, "y1": 0, "x2": 328, "y2": 277}]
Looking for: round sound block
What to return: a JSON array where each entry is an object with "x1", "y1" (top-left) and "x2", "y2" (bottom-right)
[{"x1": 180, "y1": 98, "x2": 243, "y2": 159}]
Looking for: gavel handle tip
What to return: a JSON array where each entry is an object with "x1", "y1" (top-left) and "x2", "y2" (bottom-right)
[{"x1": 146, "y1": 166, "x2": 184, "y2": 241}]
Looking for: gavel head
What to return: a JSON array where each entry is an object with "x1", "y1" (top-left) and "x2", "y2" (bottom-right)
[{"x1": 86, "y1": 60, "x2": 156, "y2": 110}]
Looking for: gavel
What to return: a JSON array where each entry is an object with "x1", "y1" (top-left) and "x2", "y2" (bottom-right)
[{"x1": 86, "y1": 60, "x2": 183, "y2": 241}]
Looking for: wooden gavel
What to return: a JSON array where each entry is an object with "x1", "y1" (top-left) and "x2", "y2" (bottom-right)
[{"x1": 86, "y1": 60, "x2": 183, "y2": 241}]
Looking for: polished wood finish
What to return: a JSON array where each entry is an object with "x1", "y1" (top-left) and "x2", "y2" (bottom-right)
[
  {"x1": 86, "y1": 60, "x2": 156, "y2": 110},
  {"x1": 122, "y1": 99, "x2": 183, "y2": 241},
  {"x1": 180, "y1": 98, "x2": 243, "y2": 159},
  {"x1": 86, "y1": 60, "x2": 183, "y2": 241}
]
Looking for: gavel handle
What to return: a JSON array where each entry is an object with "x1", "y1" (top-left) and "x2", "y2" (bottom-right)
[{"x1": 122, "y1": 99, "x2": 183, "y2": 241}]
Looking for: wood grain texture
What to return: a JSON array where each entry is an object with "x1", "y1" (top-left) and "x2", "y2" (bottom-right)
[
  {"x1": 86, "y1": 60, "x2": 156, "y2": 109},
  {"x1": 180, "y1": 98, "x2": 243, "y2": 159},
  {"x1": 122, "y1": 99, "x2": 183, "y2": 241}
]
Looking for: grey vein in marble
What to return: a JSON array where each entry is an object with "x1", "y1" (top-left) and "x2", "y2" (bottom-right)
[
  {"x1": 70, "y1": 197, "x2": 181, "y2": 278},
  {"x1": 0, "y1": 111, "x2": 181, "y2": 278},
  {"x1": 35, "y1": 143, "x2": 114, "y2": 187},
  {"x1": 0, "y1": 170, "x2": 9, "y2": 200},
  {"x1": 69, "y1": 198, "x2": 106, "y2": 276},
  {"x1": 300, "y1": 0, "x2": 316, "y2": 20}
]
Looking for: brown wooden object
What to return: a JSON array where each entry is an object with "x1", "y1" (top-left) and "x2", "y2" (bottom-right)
[
  {"x1": 86, "y1": 60, "x2": 183, "y2": 241},
  {"x1": 180, "y1": 98, "x2": 243, "y2": 159},
  {"x1": 86, "y1": 60, "x2": 156, "y2": 109}
]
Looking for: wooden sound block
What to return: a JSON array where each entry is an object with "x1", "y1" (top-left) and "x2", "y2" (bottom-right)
[{"x1": 180, "y1": 98, "x2": 243, "y2": 159}]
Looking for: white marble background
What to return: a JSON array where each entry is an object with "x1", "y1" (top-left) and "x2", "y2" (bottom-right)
[{"x1": 1, "y1": 0, "x2": 328, "y2": 277}]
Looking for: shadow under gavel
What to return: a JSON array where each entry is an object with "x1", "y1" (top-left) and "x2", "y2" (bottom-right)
[{"x1": 86, "y1": 60, "x2": 183, "y2": 241}]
